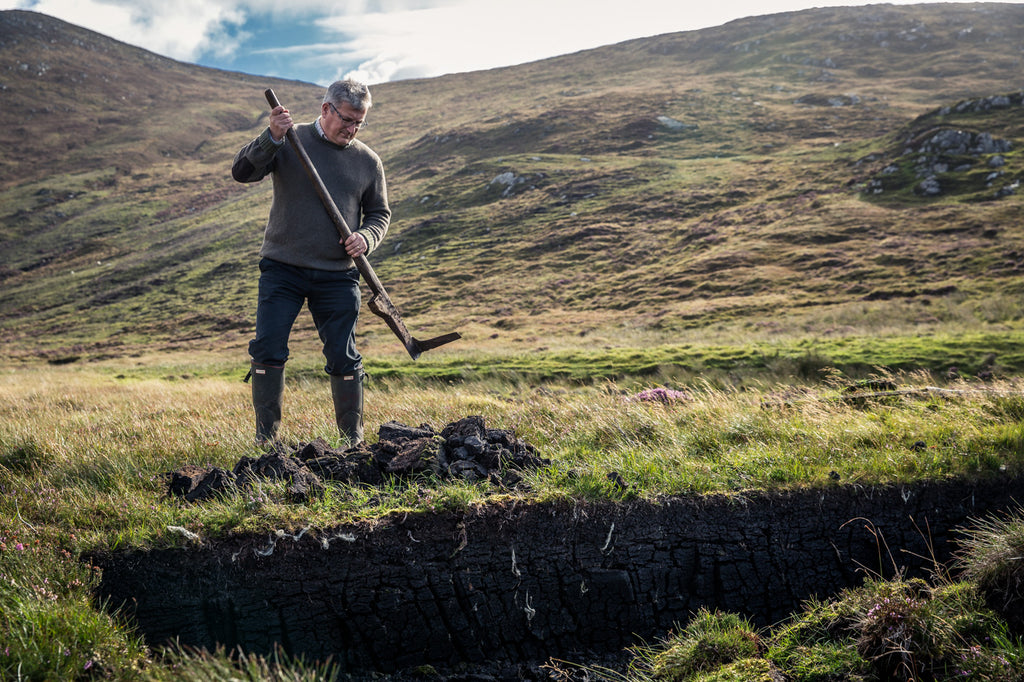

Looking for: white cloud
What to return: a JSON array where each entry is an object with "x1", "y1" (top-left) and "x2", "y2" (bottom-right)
[
  {"x1": 3, "y1": 0, "x2": 1022, "y2": 84},
  {"x1": 4, "y1": 0, "x2": 249, "y2": 60},
  {"x1": 311, "y1": 0, "x2": 941, "y2": 84},
  {"x1": 317, "y1": 0, "x2": 699, "y2": 83}
]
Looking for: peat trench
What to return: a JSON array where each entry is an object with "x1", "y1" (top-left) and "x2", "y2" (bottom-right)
[{"x1": 91, "y1": 418, "x2": 1024, "y2": 678}]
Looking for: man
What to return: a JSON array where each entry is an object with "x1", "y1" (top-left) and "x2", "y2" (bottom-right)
[{"x1": 232, "y1": 79, "x2": 390, "y2": 446}]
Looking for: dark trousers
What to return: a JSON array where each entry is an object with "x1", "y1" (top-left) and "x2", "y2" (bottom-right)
[{"x1": 248, "y1": 258, "x2": 362, "y2": 375}]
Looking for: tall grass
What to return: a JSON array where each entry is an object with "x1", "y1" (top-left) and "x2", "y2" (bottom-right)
[
  {"x1": 3, "y1": 365, "x2": 1024, "y2": 542},
  {"x1": 2, "y1": 362, "x2": 1024, "y2": 679}
]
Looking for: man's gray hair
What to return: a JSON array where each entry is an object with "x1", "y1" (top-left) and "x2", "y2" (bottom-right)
[{"x1": 324, "y1": 79, "x2": 372, "y2": 112}]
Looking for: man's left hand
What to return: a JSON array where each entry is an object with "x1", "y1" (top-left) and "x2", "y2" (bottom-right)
[{"x1": 344, "y1": 233, "x2": 368, "y2": 257}]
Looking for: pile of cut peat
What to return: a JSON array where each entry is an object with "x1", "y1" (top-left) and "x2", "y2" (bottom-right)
[{"x1": 168, "y1": 416, "x2": 549, "y2": 503}]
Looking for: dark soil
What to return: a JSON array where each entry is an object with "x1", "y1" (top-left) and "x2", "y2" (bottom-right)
[
  {"x1": 167, "y1": 416, "x2": 549, "y2": 503},
  {"x1": 92, "y1": 471, "x2": 1024, "y2": 680}
]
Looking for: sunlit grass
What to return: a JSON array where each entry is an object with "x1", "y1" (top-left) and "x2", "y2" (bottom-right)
[
  {"x1": 2, "y1": 361, "x2": 1024, "y2": 679},
  {"x1": 3, "y1": 364, "x2": 1023, "y2": 546}
]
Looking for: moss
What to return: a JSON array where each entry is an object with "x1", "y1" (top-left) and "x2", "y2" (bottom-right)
[{"x1": 689, "y1": 657, "x2": 779, "y2": 682}]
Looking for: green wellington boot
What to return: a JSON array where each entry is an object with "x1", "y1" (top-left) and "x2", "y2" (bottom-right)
[
  {"x1": 251, "y1": 363, "x2": 284, "y2": 445},
  {"x1": 330, "y1": 371, "x2": 364, "y2": 446}
]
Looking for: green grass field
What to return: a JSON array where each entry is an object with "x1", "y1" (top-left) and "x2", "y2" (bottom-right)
[{"x1": 2, "y1": 347, "x2": 1024, "y2": 680}]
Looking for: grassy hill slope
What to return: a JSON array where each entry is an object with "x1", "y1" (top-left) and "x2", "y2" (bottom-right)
[{"x1": 1, "y1": 4, "x2": 1022, "y2": 373}]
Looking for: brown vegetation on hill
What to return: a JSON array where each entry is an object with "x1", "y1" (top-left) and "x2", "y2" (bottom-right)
[{"x1": 0, "y1": 4, "x2": 1022, "y2": 363}]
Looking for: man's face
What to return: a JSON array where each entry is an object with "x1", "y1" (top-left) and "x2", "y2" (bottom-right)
[{"x1": 321, "y1": 100, "x2": 367, "y2": 146}]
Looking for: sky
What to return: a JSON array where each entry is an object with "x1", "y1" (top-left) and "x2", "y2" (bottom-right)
[{"x1": 2, "y1": 0, "x2": 1020, "y2": 85}]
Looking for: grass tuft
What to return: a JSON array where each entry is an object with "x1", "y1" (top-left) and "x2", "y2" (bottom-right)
[
  {"x1": 644, "y1": 610, "x2": 763, "y2": 680},
  {"x1": 0, "y1": 437, "x2": 54, "y2": 474},
  {"x1": 146, "y1": 645, "x2": 341, "y2": 682},
  {"x1": 955, "y1": 507, "x2": 1024, "y2": 636}
]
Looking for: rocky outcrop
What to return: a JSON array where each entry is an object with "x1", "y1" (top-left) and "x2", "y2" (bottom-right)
[
  {"x1": 863, "y1": 91, "x2": 1021, "y2": 199},
  {"x1": 93, "y1": 475, "x2": 1024, "y2": 676}
]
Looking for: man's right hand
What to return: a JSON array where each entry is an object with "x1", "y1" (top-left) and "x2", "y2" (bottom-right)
[{"x1": 268, "y1": 105, "x2": 293, "y2": 143}]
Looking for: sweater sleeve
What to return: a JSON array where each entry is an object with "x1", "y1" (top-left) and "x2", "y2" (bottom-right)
[
  {"x1": 355, "y1": 154, "x2": 391, "y2": 254},
  {"x1": 231, "y1": 128, "x2": 283, "y2": 183}
]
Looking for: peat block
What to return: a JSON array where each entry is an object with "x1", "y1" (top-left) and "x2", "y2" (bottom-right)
[{"x1": 166, "y1": 416, "x2": 548, "y2": 503}]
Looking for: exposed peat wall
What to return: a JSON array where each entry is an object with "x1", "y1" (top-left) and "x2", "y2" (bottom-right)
[{"x1": 93, "y1": 476, "x2": 1024, "y2": 675}]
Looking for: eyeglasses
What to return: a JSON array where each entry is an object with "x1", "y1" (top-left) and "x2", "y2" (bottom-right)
[{"x1": 327, "y1": 102, "x2": 368, "y2": 130}]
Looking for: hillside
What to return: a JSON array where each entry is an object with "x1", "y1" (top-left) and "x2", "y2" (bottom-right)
[{"x1": 1, "y1": 4, "x2": 1022, "y2": 369}]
